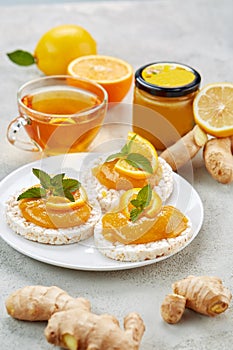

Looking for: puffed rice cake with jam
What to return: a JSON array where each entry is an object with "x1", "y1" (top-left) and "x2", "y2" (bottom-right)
[
  {"x1": 81, "y1": 156, "x2": 173, "y2": 213},
  {"x1": 5, "y1": 192, "x2": 101, "y2": 245}
]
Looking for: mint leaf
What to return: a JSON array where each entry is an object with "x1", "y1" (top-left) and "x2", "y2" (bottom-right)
[
  {"x1": 137, "y1": 184, "x2": 152, "y2": 207},
  {"x1": 63, "y1": 190, "x2": 75, "y2": 202},
  {"x1": 62, "y1": 178, "x2": 81, "y2": 192},
  {"x1": 17, "y1": 168, "x2": 82, "y2": 202},
  {"x1": 7, "y1": 50, "x2": 35, "y2": 66},
  {"x1": 129, "y1": 185, "x2": 152, "y2": 222},
  {"x1": 17, "y1": 187, "x2": 46, "y2": 201},
  {"x1": 105, "y1": 152, "x2": 125, "y2": 162},
  {"x1": 126, "y1": 153, "x2": 153, "y2": 174},
  {"x1": 52, "y1": 179, "x2": 80, "y2": 200},
  {"x1": 125, "y1": 133, "x2": 137, "y2": 153},
  {"x1": 130, "y1": 199, "x2": 141, "y2": 207},
  {"x1": 32, "y1": 168, "x2": 51, "y2": 189},
  {"x1": 50, "y1": 173, "x2": 65, "y2": 187},
  {"x1": 130, "y1": 208, "x2": 142, "y2": 222},
  {"x1": 105, "y1": 134, "x2": 137, "y2": 162},
  {"x1": 120, "y1": 143, "x2": 129, "y2": 155}
]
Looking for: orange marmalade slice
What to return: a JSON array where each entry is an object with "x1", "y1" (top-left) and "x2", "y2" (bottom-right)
[
  {"x1": 102, "y1": 206, "x2": 188, "y2": 244},
  {"x1": 19, "y1": 189, "x2": 91, "y2": 229},
  {"x1": 93, "y1": 159, "x2": 162, "y2": 190}
]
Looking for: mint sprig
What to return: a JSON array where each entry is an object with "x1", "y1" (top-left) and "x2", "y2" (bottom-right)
[
  {"x1": 17, "y1": 168, "x2": 81, "y2": 202},
  {"x1": 105, "y1": 134, "x2": 137, "y2": 162},
  {"x1": 130, "y1": 185, "x2": 152, "y2": 222},
  {"x1": 105, "y1": 134, "x2": 153, "y2": 174}
]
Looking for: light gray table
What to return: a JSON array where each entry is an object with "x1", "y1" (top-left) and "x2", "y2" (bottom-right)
[{"x1": 0, "y1": 1, "x2": 233, "y2": 349}]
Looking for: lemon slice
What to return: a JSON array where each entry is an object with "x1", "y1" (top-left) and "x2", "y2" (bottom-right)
[
  {"x1": 115, "y1": 132, "x2": 159, "y2": 179},
  {"x1": 45, "y1": 186, "x2": 88, "y2": 212},
  {"x1": 193, "y1": 82, "x2": 233, "y2": 137},
  {"x1": 120, "y1": 188, "x2": 162, "y2": 219},
  {"x1": 49, "y1": 117, "x2": 76, "y2": 125}
]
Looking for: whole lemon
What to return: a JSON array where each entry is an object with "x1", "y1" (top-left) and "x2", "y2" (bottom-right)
[{"x1": 34, "y1": 24, "x2": 97, "y2": 75}]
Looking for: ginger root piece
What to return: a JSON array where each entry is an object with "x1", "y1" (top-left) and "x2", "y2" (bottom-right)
[
  {"x1": 160, "y1": 293, "x2": 186, "y2": 324},
  {"x1": 5, "y1": 285, "x2": 90, "y2": 321},
  {"x1": 203, "y1": 137, "x2": 233, "y2": 184},
  {"x1": 6, "y1": 285, "x2": 145, "y2": 350},
  {"x1": 160, "y1": 125, "x2": 208, "y2": 171},
  {"x1": 172, "y1": 275, "x2": 232, "y2": 317},
  {"x1": 45, "y1": 309, "x2": 145, "y2": 350}
]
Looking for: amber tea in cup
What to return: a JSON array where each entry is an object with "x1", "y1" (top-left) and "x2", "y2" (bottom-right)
[{"x1": 7, "y1": 76, "x2": 108, "y2": 155}]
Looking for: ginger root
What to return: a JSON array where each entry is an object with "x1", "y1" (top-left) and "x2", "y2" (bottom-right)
[
  {"x1": 160, "y1": 125, "x2": 208, "y2": 171},
  {"x1": 161, "y1": 275, "x2": 232, "y2": 324},
  {"x1": 5, "y1": 285, "x2": 90, "y2": 321},
  {"x1": 173, "y1": 275, "x2": 232, "y2": 317},
  {"x1": 6, "y1": 285, "x2": 145, "y2": 350},
  {"x1": 46, "y1": 308, "x2": 145, "y2": 350},
  {"x1": 160, "y1": 294, "x2": 186, "y2": 324},
  {"x1": 203, "y1": 137, "x2": 233, "y2": 184}
]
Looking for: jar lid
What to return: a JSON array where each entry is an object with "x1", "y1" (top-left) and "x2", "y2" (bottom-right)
[{"x1": 135, "y1": 62, "x2": 201, "y2": 97}]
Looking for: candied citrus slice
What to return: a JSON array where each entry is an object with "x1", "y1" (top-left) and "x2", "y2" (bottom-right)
[
  {"x1": 120, "y1": 188, "x2": 162, "y2": 219},
  {"x1": 102, "y1": 205, "x2": 188, "y2": 245},
  {"x1": 131, "y1": 206, "x2": 188, "y2": 244},
  {"x1": 19, "y1": 197, "x2": 91, "y2": 228},
  {"x1": 45, "y1": 186, "x2": 88, "y2": 212},
  {"x1": 114, "y1": 132, "x2": 159, "y2": 179},
  {"x1": 145, "y1": 192, "x2": 163, "y2": 218},
  {"x1": 193, "y1": 83, "x2": 233, "y2": 137},
  {"x1": 92, "y1": 159, "x2": 162, "y2": 190},
  {"x1": 67, "y1": 54, "x2": 133, "y2": 103}
]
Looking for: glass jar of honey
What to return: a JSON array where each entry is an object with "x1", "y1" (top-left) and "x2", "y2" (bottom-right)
[{"x1": 132, "y1": 62, "x2": 201, "y2": 150}]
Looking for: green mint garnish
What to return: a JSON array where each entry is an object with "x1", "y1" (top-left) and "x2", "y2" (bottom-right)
[
  {"x1": 130, "y1": 184, "x2": 152, "y2": 222},
  {"x1": 105, "y1": 134, "x2": 153, "y2": 174},
  {"x1": 17, "y1": 187, "x2": 47, "y2": 201},
  {"x1": 7, "y1": 50, "x2": 36, "y2": 66},
  {"x1": 105, "y1": 134, "x2": 137, "y2": 162},
  {"x1": 125, "y1": 153, "x2": 153, "y2": 174},
  {"x1": 17, "y1": 168, "x2": 81, "y2": 202}
]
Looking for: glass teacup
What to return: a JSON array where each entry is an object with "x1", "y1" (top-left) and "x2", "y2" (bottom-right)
[{"x1": 7, "y1": 75, "x2": 108, "y2": 156}]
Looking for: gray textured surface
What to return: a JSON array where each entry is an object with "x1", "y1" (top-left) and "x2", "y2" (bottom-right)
[{"x1": 0, "y1": 0, "x2": 233, "y2": 349}]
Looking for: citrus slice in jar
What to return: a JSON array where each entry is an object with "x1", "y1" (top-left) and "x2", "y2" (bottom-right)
[
  {"x1": 67, "y1": 55, "x2": 133, "y2": 103},
  {"x1": 120, "y1": 188, "x2": 162, "y2": 219},
  {"x1": 45, "y1": 186, "x2": 88, "y2": 212},
  {"x1": 114, "y1": 132, "x2": 159, "y2": 179},
  {"x1": 193, "y1": 82, "x2": 233, "y2": 137}
]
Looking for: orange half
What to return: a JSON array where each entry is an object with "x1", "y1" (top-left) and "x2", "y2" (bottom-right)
[{"x1": 67, "y1": 55, "x2": 133, "y2": 103}]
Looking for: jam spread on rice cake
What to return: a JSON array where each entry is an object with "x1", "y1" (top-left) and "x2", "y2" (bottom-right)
[
  {"x1": 101, "y1": 186, "x2": 188, "y2": 245},
  {"x1": 92, "y1": 132, "x2": 163, "y2": 191},
  {"x1": 19, "y1": 193, "x2": 91, "y2": 229},
  {"x1": 17, "y1": 169, "x2": 92, "y2": 229},
  {"x1": 92, "y1": 158, "x2": 163, "y2": 191},
  {"x1": 6, "y1": 169, "x2": 101, "y2": 245},
  {"x1": 102, "y1": 205, "x2": 188, "y2": 245}
]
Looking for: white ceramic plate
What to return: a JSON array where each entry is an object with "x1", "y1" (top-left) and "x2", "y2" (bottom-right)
[{"x1": 0, "y1": 153, "x2": 203, "y2": 271}]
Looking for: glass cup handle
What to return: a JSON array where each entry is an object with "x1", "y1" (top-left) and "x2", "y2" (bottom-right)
[{"x1": 7, "y1": 116, "x2": 40, "y2": 152}]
